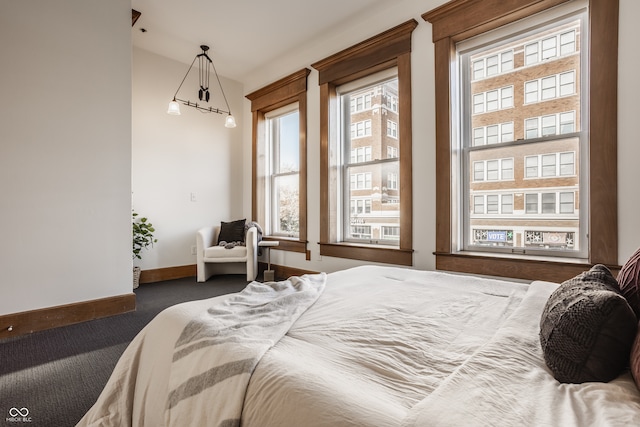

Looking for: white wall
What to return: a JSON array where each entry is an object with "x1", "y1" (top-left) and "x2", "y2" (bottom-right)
[
  {"x1": 617, "y1": 0, "x2": 640, "y2": 262},
  {"x1": 242, "y1": 0, "x2": 640, "y2": 275},
  {"x1": 0, "y1": 0, "x2": 132, "y2": 315},
  {"x1": 131, "y1": 48, "x2": 244, "y2": 271}
]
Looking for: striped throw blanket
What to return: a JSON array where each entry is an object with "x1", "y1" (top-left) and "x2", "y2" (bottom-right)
[{"x1": 165, "y1": 273, "x2": 326, "y2": 427}]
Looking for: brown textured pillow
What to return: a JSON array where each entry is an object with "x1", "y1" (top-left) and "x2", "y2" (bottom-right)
[
  {"x1": 619, "y1": 247, "x2": 640, "y2": 318},
  {"x1": 539, "y1": 264, "x2": 637, "y2": 383},
  {"x1": 217, "y1": 219, "x2": 246, "y2": 244},
  {"x1": 631, "y1": 327, "x2": 640, "y2": 390}
]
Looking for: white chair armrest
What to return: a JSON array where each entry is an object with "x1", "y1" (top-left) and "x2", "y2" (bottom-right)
[
  {"x1": 197, "y1": 226, "x2": 218, "y2": 255},
  {"x1": 245, "y1": 226, "x2": 258, "y2": 281}
]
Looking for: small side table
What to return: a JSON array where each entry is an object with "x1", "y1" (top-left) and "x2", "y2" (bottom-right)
[{"x1": 258, "y1": 241, "x2": 279, "y2": 282}]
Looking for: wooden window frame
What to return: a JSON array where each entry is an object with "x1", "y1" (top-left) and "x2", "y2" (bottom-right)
[
  {"x1": 311, "y1": 19, "x2": 417, "y2": 266},
  {"x1": 423, "y1": 0, "x2": 619, "y2": 282},
  {"x1": 246, "y1": 69, "x2": 311, "y2": 254}
]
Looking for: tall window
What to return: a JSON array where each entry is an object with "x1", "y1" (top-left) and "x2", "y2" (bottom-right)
[
  {"x1": 460, "y1": 5, "x2": 584, "y2": 258},
  {"x1": 246, "y1": 69, "x2": 310, "y2": 255},
  {"x1": 313, "y1": 20, "x2": 416, "y2": 266},
  {"x1": 266, "y1": 106, "x2": 300, "y2": 237},
  {"x1": 423, "y1": 0, "x2": 618, "y2": 282},
  {"x1": 339, "y1": 73, "x2": 400, "y2": 245}
]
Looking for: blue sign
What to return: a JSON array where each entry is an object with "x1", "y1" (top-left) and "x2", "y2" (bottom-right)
[{"x1": 487, "y1": 231, "x2": 507, "y2": 242}]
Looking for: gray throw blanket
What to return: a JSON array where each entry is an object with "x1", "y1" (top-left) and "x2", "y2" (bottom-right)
[
  {"x1": 219, "y1": 221, "x2": 264, "y2": 254},
  {"x1": 165, "y1": 273, "x2": 326, "y2": 427}
]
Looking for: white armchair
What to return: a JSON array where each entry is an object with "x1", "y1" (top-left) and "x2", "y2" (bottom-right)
[{"x1": 196, "y1": 225, "x2": 258, "y2": 282}]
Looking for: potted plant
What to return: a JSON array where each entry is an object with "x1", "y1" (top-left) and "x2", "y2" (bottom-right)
[{"x1": 132, "y1": 211, "x2": 157, "y2": 288}]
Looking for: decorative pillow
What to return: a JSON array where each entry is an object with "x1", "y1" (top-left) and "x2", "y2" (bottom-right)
[
  {"x1": 618, "y1": 247, "x2": 640, "y2": 318},
  {"x1": 631, "y1": 327, "x2": 640, "y2": 390},
  {"x1": 217, "y1": 219, "x2": 246, "y2": 245},
  {"x1": 539, "y1": 264, "x2": 637, "y2": 383}
]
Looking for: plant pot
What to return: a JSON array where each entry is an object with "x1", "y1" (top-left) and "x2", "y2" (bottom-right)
[{"x1": 133, "y1": 266, "x2": 141, "y2": 289}]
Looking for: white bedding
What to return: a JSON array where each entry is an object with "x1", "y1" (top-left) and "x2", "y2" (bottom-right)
[{"x1": 77, "y1": 265, "x2": 640, "y2": 426}]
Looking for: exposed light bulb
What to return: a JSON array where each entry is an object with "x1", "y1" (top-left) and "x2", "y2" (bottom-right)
[
  {"x1": 167, "y1": 100, "x2": 181, "y2": 115},
  {"x1": 225, "y1": 114, "x2": 237, "y2": 128}
]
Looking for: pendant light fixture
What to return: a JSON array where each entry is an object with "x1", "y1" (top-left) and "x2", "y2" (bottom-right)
[{"x1": 167, "y1": 45, "x2": 236, "y2": 128}]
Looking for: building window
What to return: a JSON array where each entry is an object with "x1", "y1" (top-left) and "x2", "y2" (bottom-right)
[
  {"x1": 471, "y1": 49, "x2": 514, "y2": 80},
  {"x1": 351, "y1": 172, "x2": 372, "y2": 190},
  {"x1": 472, "y1": 122, "x2": 514, "y2": 146},
  {"x1": 424, "y1": 0, "x2": 619, "y2": 281},
  {"x1": 351, "y1": 120, "x2": 372, "y2": 139},
  {"x1": 524, "y1": 29, "x2": 576, "y2": 65},
  {"x1": 351, "y1": 199, "x2": 372, "y2": 214},
  {"x1": 473, "y1": 86, "x2": 514, "y2": 114},
  {"x1": 524, "y1": 152, "x2": 576, "y2": 178},
  {"x1": 246, "y1": 69, "x2": 310, "y2": 255},
  {"x1": 314, "y1": 19, "x2": 416, "y2": 265},
  {"x1": 387, "y1": 120, "x2": 398, "y2": 138},
  {"x1": 351, "y1": 93, "x2": 372, "y2": 112},
  {"x1": 387, "y1": 172, "x2": 398, "y2": 190},
  {"x1": 382, "y1": 226, "x2": 400, "y2": 240},
  {"x1": 525, "y1": 111, "x2": 576, "y2": 139},
  {"x1": 351, "y1": 146, "x2": 372, "y2": 163},
  {"x1": 525, "y1": 71, "x2": 576, "y2": 104}
]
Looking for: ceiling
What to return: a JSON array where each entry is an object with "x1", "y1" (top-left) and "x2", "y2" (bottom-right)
[{"x1": 131, "y1": 0, "x2": 392, "y2": 84}]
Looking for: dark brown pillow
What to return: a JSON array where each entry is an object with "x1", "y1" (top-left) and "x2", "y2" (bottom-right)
[
  {"x1": 217, "y1": 219, "x2": 246, "y2": 244},
  {"x1": 619, "y1": 247, "x2": 640, "y2": 318},
  {"x1": 630, "y1": 327, "x2": 640, "y2": 391},
  {"x1": 539, "y1": 264, "x2": 637, "y2": 383}
]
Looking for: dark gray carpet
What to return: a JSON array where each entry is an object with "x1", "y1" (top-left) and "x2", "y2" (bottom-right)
[{"x1": 0, "y1": 275, "x2": 248, "y2": 427}]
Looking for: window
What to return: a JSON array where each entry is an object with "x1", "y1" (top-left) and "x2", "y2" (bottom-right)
[
  {"x1": 424, "y1": 0, "x2": 618, "y2": 282},
  {"x1": 382, "y1": 226, "x2": 400, "y2": 240},
  {"x1": 266, "y1": 106, "x2": 300, "y2": 237},
  {"x1": 351, "y1": 93, "x2": 372, "y2": 112},
  {"x1": 473, "y1": 122, "x2": 514, "y2": 146},
  {"x1": 246, "y1": 69, "x2": 310, "y2": 255},
  {"x1": 387, "y1": 172, "x2": 398, "y2": 190},
  {"x1": 502, "y1": 194, "x2": 514, "y2": 214},
  {"x1": 473, "y1": 86, "x2": 514, "y2": 113},
  {"x1": 524, "y1": 152, "x2": 577, "y2": 178},
  {"x1": 351, "y1": 120, "x2": 372, "y2": 138},
  {"x1": 525, "y1": 112, "x2": 576, "y2": 138},
  {"x1": 314, "y1": 19, "x2": 416, "y2": 265},
  {"x1": 524, "y1": 29, "x2": 577, "y2": 64},
  {"x1": 351, "y1": 146, "x2": 372, "y2": 163},
  {"x1": 342, "y1": 76, "x2": 398, "y2": 244},
  {"x1": 471, "y1": 50, "x2": 514, "y2": 80},
  {"x1": 387, "y1": 120, "x2": 398, "y2": 138},
  {"x1": 525, "y1": 71, "x2": 575, "y2": 103},
  {"x1": 460, "y1": 6, "x2": 585, "y2": 259},
  {"x1": 560, "y1": 192, "x2": 575, "y2": 213},
  {"x1": 472, "y1": 193, "x2": 514, "y2": 215},
  {"x1": 473, "y1": 162, "x2": 484, "y2": 181}
]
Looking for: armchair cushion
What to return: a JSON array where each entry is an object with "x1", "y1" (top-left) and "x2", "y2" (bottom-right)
[
  {"x1": 204, "y1": 245, "x2": 248, "y2": 259},
  {"x1": 217, "y1": 219, "x2": 246, "y2": 245}
]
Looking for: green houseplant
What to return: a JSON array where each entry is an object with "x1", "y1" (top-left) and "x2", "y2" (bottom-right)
[{"x1": 132, "y1": 211, "x2": 157, "y2": 288}]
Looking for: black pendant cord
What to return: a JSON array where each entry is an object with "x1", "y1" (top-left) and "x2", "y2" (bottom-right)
[
  {"x1": 172, "y1": 56, "x2": 198, "y2": 101},
  {"x1": 210, "y1": 58, "x2": 232, "y2": 115}
]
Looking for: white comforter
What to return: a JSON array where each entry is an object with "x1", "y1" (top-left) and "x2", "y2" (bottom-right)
[{"x1": 78, "y1": 266, "x2": 640, "y2": 426}]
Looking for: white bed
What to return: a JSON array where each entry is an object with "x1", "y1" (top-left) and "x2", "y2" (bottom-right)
[{"x1": 77, "y1": 266, "x2": 640, "y2": 426}]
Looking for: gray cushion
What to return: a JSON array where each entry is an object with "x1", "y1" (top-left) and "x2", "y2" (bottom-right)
[{"x1": 539, "y1": 264, "x2": 637, "y2": 383}]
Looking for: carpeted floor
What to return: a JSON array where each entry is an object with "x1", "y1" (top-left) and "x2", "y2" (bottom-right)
[{"x1": 0, "y1": 275, "x2": 249, "y2": 427}]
